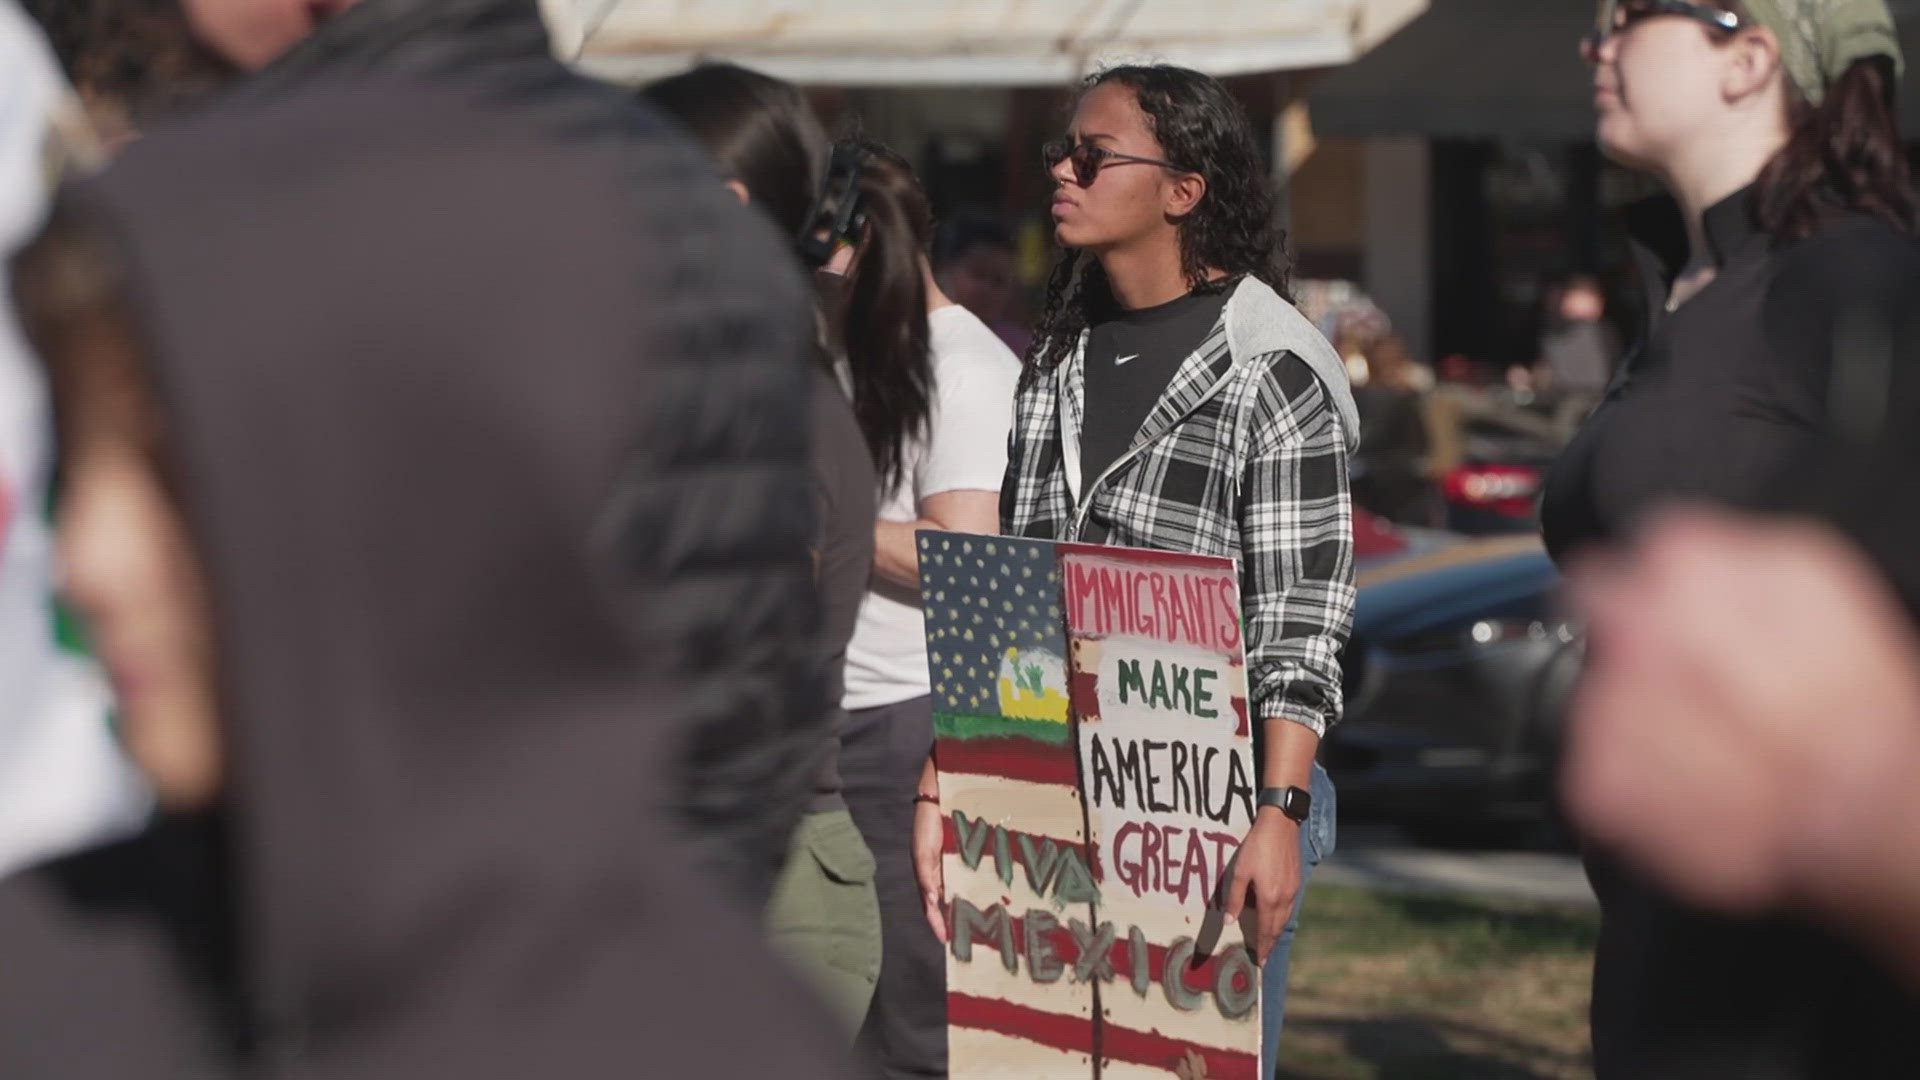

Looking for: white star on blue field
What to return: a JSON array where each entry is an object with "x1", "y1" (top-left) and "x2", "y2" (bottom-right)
[{"x1": 916, "y1": 532, "x2": 1065, "y2": 717}]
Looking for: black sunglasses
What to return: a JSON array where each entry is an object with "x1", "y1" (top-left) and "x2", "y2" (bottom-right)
[
  {"x1": 1042, "y1": 138, "x2": 1185, "y2": 188},
  {"x1": 1586, "y1": 0, "x2": 1742, "y2": 52}
]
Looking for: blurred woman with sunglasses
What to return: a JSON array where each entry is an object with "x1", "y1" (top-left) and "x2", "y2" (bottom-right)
[
  {"x1": 980, "y1": 64, "x2": 1360, "y2": 1074},
  {"x1": 1543, "y1": 1, "x2": 1920, "y2": 1075}
]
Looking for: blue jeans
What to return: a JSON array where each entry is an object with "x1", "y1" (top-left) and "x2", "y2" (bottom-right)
[{"x1": 1259, "y1": 762, "x2": 1336, "y2": 1079}]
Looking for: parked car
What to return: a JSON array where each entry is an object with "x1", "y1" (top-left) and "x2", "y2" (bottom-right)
[
  {"x1": 1426, "y1": 385, "x2": 1569, "y2": 536},
  {"x1": 1326, "y1": 510, "x2": 1579, "y2": 843}
]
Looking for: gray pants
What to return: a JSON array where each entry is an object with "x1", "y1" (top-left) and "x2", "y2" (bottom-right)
[{"x1": 842, "y1": 695, "x2": 946, "y2": 1079}]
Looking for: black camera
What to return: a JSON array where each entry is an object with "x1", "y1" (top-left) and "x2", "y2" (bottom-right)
[{"x1": 796, "y1": 142, "x2": 869, "y2": 270}]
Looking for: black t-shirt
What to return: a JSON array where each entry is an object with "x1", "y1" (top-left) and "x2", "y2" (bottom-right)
[{"x1": 1080, "y1": 288, "x2": 1230, "y2": 495}]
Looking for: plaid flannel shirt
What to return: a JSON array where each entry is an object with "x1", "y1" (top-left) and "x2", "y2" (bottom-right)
[{"x1": 1000, "y1": 284, "x2": 1356, "y2": 736}]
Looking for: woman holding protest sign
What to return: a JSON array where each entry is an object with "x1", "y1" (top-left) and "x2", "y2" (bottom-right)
[{"x1": 910, "y1": 63, "x2": 1357, "y2": 1075}]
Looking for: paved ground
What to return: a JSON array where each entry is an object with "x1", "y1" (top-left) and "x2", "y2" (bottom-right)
[{"x1": 1319, "y1": 824, "x2": 1596, "y2": 907}]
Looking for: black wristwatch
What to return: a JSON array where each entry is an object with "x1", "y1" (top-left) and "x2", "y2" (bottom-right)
[{"x1": 1257, "y1": 785, "x2": 1312, "y2": 824}]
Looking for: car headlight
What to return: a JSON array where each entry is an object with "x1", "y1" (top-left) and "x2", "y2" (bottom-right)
[
  {"x1": 1468, "y1": 619, "x2": 1576, "y2": 646},
  {"x1": 1382, "y1": 619, "x2": 1572, "y2": 659}
]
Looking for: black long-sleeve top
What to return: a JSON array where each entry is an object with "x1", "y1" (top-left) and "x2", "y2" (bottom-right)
[
  {"x1": 1544, "y1": 188, "x2": 1920, "y2": 581},
  {"x1": 1541, "y1": 186, "x2": 1920, "y2": 1078}
]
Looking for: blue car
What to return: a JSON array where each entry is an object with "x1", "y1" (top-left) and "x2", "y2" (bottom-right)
[{"x1": 1325, "y1": 513, "x2": 1580, "y2": 842}]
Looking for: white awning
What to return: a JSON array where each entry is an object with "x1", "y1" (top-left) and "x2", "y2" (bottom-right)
[{"x1": 542, "y1": 0, "x2": 1428, "y2": 85}]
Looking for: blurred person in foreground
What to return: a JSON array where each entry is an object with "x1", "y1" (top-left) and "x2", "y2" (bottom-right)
[
  {"x1": 149, "y1": 0, "x2": 829, "y2": 910},
  {"x1": 0, "y1": 0, "x2": 152, "y2": 885},
  {"x1": 641, "y1": 62, "x2": 883, "y2": 1035},
  {"x1": 1543, "y1": 0, "x2": 1920, "y2": 1074},
  {"x1": 1, "y1": 77, "x2": 854, "y2": 1079},
  {"x1": 993, "y1": 63, "x2": 1357, "y2": 1072},
  {"x1": 1565, "y1": 510, "x2": 1920, "y2": 987},
  {"x1": 22, "y1": 0, "x2": 236, "y2": 146}
]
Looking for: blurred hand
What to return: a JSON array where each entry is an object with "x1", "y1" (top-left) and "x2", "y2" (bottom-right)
[
  {"x1": 912, "y1": 798, "x2": 948, "y2": 943},
  {"x1": 1565, "y1": 508, "x2": 1920, "y2": 916},
  {"x1": 1222, "y1": 811, "x2": 1302, "y2": 962}
]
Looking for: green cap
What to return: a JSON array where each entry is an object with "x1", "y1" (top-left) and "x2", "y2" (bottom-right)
[{"x1": 1741, "y1": 0, "x2": 1903, "y2": 106}]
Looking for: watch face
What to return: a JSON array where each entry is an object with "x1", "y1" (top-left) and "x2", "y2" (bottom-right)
[{"x1": 1283, "y1": 786, "x2": 1311, "y2": 822}]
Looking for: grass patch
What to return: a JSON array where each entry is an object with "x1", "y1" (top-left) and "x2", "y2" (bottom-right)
[
  {"x1": 933, "y1": 710, "x2": 1072, "y2": 745},
  {"x1": 1279, "y1": 885, "x2": 1597, "y2": 1080}
]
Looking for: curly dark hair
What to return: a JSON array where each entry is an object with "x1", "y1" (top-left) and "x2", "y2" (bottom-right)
[{"x1": 1023, "y1": 65, "x2": 1289, "y2": 384}]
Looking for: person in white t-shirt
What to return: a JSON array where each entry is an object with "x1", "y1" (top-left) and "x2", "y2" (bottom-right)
[
  {"x1": 836, "y1": 143, "x2": 1020, "y2": 1080},
  {"x1": 0, "y1": 0, "x2": 149, "y2": 879}
]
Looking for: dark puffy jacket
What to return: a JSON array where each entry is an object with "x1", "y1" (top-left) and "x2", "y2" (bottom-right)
[
  {"x1": 251, "y1": 0, "x2": 824, "y2": 909},
  {"x1": 1, "y1": 72, "x2": 856, "y2": 1079}
]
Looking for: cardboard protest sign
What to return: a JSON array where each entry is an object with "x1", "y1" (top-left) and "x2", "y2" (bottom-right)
[{"x1": 919, "y1": 531, "x2": 1261, "y2": 1079}]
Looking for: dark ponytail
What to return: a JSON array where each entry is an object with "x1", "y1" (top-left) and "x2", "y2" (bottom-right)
[
  {"x1": 1753, "y1": 55, "x2": 1915, "y2": 239},
  {"x1": 840, "y1": 139, "x2": 934, "y2": 491}
]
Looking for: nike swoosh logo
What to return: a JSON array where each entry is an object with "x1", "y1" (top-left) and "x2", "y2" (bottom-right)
[{"x1": 1116, "y1": 354, "x2": 1139, "y2": 366}]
